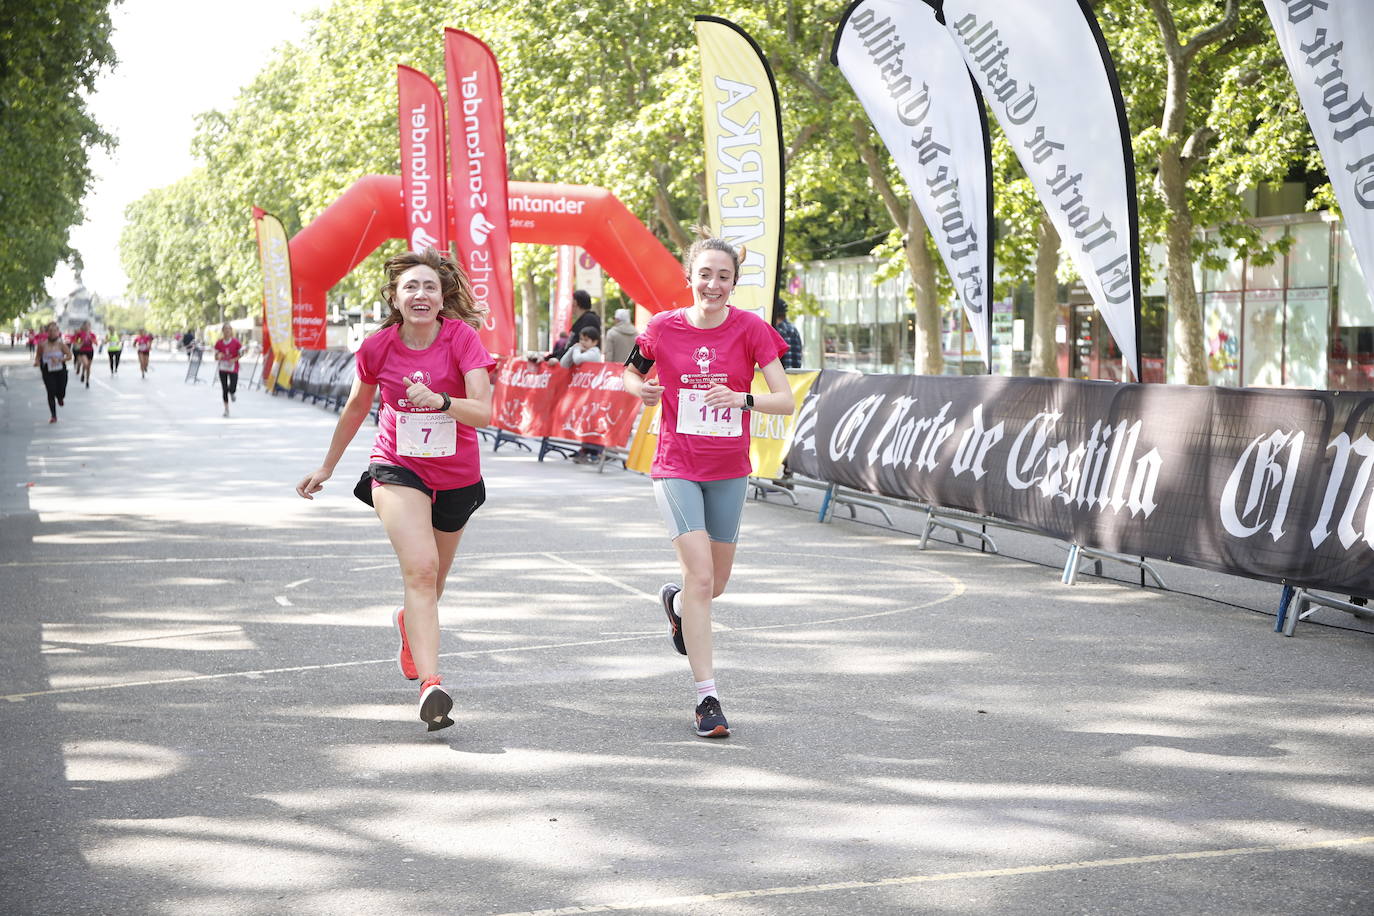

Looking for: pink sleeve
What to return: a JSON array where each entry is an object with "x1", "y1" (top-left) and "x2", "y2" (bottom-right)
[
  {"x1": 636, "y1": 315, "x2": 660, "y2": 359},
  {"x1": 356, "y1": 338, "x2": 379, "y2": 384},
  {"x1": 751, "y1": 315, "x2": 790, "y2": 366},
  {"x1": 456, "y1": 324, "x2": 496, "y2": 374}
]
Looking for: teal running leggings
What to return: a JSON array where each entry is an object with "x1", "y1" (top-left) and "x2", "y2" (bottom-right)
[{"x1": 652, "y1": 476, "x2": 749, "y2": 543}]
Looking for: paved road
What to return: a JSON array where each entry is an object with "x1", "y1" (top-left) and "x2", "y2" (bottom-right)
[{"x1": 1, "y1": 346, "x2": 1371, "y2": 915}]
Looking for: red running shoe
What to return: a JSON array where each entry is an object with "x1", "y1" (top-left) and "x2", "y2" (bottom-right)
[
  {"x1": 392, "y1": 607, "x2": 418, "y2": 680},
  {"x1": 419, "y1": 676, "x2": 453, "y2": 731}
]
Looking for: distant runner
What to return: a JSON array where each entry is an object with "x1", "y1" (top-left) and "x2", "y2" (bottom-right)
[
  {"x1": 134, "y1": 329, "x2": 154, "y2": 379},
  {"x1": 34, "y1": 322, "x2": 72, "y2": 423},
  {"x1": 71, "y1": 321, "x2": 97, "y2": 388},
  {"x1": 105, "y1": 330, "x2": 123, "y2": 375},
  {"x1": 214, "y1": 323, "x2": 243, "y2": 418}
]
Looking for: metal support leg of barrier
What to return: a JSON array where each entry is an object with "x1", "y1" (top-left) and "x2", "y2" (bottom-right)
[
  {"x1": 1274, "y1": 585, "x2": 1295, "y2": 634},
  {"x1": 492, "y1": 429, "x2": 531, "y2": 454},
  {"x1": 1061, "y1": 544, "x2": 1166, "y2": 588},
  {"x1": 829, "y1": 492, "x2": 894, "y2": 525},
  {"x1": 749, "y1": 478, "x2": 799, "y2": 506},
  {"x1": 1281, "y1": 588, "x2": 1373, "y2": 637},
  {"x1": 537, "y1": 438, "x2": 579, "y2": 462},
  {"x1": 817, "y1": 484, "x2": 836, "y2": 522},
  {"x1": 919, "y1": 508, "x2": 998, "y2": 553}
]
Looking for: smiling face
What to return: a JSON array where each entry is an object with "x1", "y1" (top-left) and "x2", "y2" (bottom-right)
[
  {"x1": 689, "y1": 249, "x2": 737, "y2": 315},
  {"x1": 394, "y1": 264, "x2": 442, "y2": 327}
]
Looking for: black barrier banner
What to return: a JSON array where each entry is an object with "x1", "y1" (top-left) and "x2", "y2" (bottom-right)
[{"x1": 787, "y1": 372, "x2": 1374, "y2": 595}]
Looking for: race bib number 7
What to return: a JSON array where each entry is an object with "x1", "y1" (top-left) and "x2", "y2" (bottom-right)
[
  {"x1": 396, "y1": 413, "x2": 457, "y2": 457},
  {"x1": 676, "y1": 389, "x2": 741, "y2": 437}
]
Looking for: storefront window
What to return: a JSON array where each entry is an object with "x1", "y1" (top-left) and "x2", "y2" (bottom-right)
[
  {"x1": 1336, "y1": 227, "x2": 1374, "y2": 390},
  {"x1": 1287, "y1": 288, "x2": 1329, "y2": 389},
  {"x1": 1288, "y1": 221, "x2": 1331, "y2": 288},
  {"x1": 1205, "y1": 291, "x2": 1242, "y2": 386},
  {"x1": 1243, "y1": 288, "x2": 1284, "y2": 387}
]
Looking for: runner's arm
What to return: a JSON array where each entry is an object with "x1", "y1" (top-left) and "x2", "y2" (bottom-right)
[
  {"x1": 442, "y1": 366, "x2": 493, "y2": 428},
  {"x1": 622, "y1": 365, "x2": 664, "y2": 406},
  {"x1": 702, "y1": 358, "x2": 793, "y2": 415},
  {"x1": 404, "y1": 366, "x2": 492, "y2": 428},
  {"x1": 296, "y1": 377, "x2": 377, "y2": 499}
]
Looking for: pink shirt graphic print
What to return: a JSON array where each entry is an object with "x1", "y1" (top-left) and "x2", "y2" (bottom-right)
[
  {"x1": 636, "y1": 308, "x2": 788, "y2": 481},
  {"x1": 356, "y1": 318, "x2": 495, "y2": 491}
]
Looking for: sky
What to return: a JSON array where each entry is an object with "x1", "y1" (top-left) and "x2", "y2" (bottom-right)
[{"x1": 47, "y1": 0, "x2": 323, "y2": 301}]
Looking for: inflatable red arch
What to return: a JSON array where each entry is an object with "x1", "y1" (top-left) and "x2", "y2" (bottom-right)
[{"x1": 287, "y1": 175, "x2": 692, "y2": 347}]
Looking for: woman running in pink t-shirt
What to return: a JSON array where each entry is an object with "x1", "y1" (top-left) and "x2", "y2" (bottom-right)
[
  {"x1": 622, "y1": 236, "x2": 793, "y2": 738},
  {"x1": 213, "y1": 323, "x2": 244, "y2": 418},
  {"x1": 296, "y1": 249, "x2": 495, "y2": 732},
  {"x1": 133, "y1": 329, "x2": 154, "y2": 378},
  {"x1": 71, "y1": 321, "x2": 97, "y2": 388}
]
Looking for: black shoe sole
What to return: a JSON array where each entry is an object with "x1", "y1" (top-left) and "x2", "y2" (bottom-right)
[
  {"x1": 660, "y1": 584, "x2": 686, "y2": 655},
  {"x1": 420, "y1": 687, "x2": 454, "y2": 731}
]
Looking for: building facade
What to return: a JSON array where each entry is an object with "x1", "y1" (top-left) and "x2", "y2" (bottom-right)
[{"x1": 792, "y1": 211, "x2": 1374, "y2": 390}]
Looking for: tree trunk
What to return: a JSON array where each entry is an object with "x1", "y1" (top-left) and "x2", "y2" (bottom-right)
[
  {"x1": 1029, "y1": 214, "x2": 1061, "y2": 377},
  {"x1": 1145, "y1": 0, "x2": 1242, "y2": 386},
  {"x1": 1158, "y1": 144, "x2": 1208, "y2": 385},
  {"x1": 905, "y1": 201, "x2": 944, "y2": 375},
  {"x1": 521, "y1": 267, "x2": 540, "y2": 353}
]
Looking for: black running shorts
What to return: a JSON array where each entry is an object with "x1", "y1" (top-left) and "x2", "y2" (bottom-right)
[{"x1": 352, "y1": 463, "x2": 485, "y2": 533}]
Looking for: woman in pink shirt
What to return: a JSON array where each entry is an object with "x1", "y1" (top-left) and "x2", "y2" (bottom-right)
[
  {"x1": 72, "y1": 321, "x2": 97, "y2": 388},
  {"x1": 133, "y1": 329, "x2": 154, "y2": 378},
  {"x1": 213, "y1": 323, "x2": 244, "y2": 418},
  {"x1": 296, "y1": 249, "x2": 494, "y2": 732},
  {"x1": 622, "y1": 237, "x2": 793, "y2": 738}
]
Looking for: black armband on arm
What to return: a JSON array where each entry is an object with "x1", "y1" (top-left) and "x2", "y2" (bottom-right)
[{"x1": 625, "y1": 343, "x2": 655, "y2": 374}]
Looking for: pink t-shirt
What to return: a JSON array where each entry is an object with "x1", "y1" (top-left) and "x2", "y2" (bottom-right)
[
  {"x1": 636, "y1": 307, "x2": 788, "y2": 481},
  {"x1": 72, "y1": 330, "x2": 97, "y2": 351},
  {"x1": 134, "y1": 334, "x2": 154, "y2": 352},
  {"x1": 356, "y1": 318, "x2": 495, "y2": 491},
  {"x1": 214, "y1": 338, "x2": 243, "y2": 372}
]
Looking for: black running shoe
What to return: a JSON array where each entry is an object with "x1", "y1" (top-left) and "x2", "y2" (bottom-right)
[
  {"x1": 694, "y1": 695, "x2": 729, "y2": 738},
  {"x1": 419, "y1": 676, "x2": 454, "y2": 731},
  {"x1": 659, "y1": 583, "x2": 686, "y2": 655}
]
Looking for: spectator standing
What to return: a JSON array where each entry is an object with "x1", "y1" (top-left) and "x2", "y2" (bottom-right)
[
  {"x1": 568, "y1": 289, "x2": 600, "y2": 347},
  {"x1": 602, "y1": 308, "x2": 637, "y2": 365},
  {"x1": 772, "y1": 298, "x2": 803, "y2": 369}
]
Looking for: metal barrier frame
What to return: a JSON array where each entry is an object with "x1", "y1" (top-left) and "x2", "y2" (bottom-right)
[{"x1": 1276, "y1": 587, "x2": 1374, "y2": 636}]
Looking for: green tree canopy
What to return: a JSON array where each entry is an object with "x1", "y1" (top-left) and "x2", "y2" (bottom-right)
[
  {"x1": 119, "y1": 0, "x2": 1321, "y2": 382},
  {"x1": 0, "y1": 0, "x2": 120, "y2": 324}
]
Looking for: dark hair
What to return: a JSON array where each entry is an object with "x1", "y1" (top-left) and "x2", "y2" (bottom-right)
[
  {"x1": 772, "y1": 298, "x2": 788, "y2": 322},
  {"x1": 580, "y1": 326, "x2": 601, "y2": 344},
  {"x1": 379, "y1": 247, "x2": 485, "y2": 330},
  {"x1": 683, "y1": 234, "x2": 740, "y2": 280},
  {"x1": 572, "y1": 289, "x2": 592, "y2": 311}
]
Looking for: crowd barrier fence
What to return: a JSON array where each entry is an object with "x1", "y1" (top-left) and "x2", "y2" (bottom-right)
[
  {"x1": 784, "y1": 369, "x2": 1374, "y2": 633},
  {"x1": 259, "y1": 354, "x2": 1374, "y2": 635}
]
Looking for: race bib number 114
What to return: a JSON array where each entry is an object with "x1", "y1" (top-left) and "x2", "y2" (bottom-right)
[{"x1": 676, "y1": 389, "x2": 741, "y2": 437}]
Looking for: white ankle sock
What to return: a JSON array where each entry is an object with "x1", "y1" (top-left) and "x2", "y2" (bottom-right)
[
  {"x1": 671, "y1": 588, "x2": 682, "y2": 616},
  {"x1": 695, "y1": 679, "x2": 717, "y2": 703}
]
